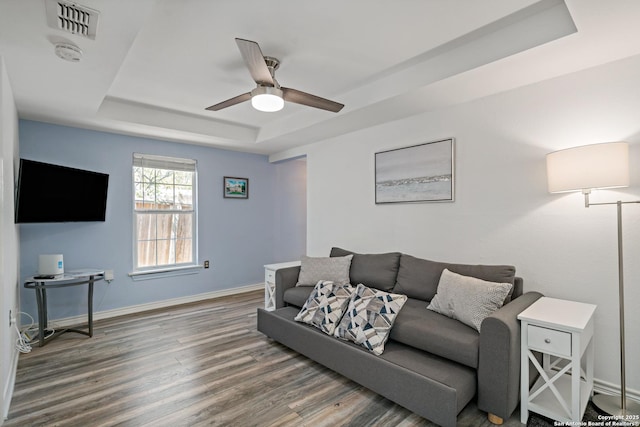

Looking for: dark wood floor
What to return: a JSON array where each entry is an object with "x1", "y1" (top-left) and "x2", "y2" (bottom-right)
[{"x1": 5, "y1": 290, "x2": 525, "y2": 426}]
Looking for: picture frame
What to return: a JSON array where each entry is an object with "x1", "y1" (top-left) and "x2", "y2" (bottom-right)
[
  {"x1": 375, "y1": 138, "x2": 455, "y2": 204},
  {"x1": 223, "y1": 176, "x2": 249, "y2": 199}
]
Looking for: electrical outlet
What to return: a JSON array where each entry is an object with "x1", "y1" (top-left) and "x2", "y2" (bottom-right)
[
  {"x1": 204, "y1": 260, "x2": 210, "y2": 269},
  {"x1": 104, "y1": 269, "x2": 114, "y2": 281},
  {"x1": 9, "y1": 309, "x2": 16, "y2": 327}
]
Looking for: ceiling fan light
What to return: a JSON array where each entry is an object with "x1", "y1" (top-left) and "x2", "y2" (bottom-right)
[{"x1": 251, "y1": 87, "x2": 284, "y2": 112}]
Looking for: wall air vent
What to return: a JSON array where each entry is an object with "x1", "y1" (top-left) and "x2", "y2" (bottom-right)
[{"x1": 45, "y1": 0, "x2": 100, "y2": 40}]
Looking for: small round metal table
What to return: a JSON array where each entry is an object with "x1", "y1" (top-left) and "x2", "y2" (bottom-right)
[{"x1": 24, "y1": 270, "x2": 104, "y2": 347}]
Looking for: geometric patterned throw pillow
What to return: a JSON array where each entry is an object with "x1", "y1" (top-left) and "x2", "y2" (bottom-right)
[
  {"x1": 427, "y1": 269, "x2": 513, "y2": 332},
  {"x1": 333, "y1": 283, "x2": 407, "y2": 355},
  {"x1": 295, "y1": 280, "x2": 354, "y2": 335}
]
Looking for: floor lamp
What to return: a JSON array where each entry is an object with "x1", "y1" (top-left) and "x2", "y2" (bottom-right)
[{"x1": 546, "y1": 141, "x2": 640, "y2": 416}]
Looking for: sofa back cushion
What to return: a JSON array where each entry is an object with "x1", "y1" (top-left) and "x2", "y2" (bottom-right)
[
  {"x1": 284, "y1": 286, "x2": 314, "y2": 308},
  {"x1": 393, "y1": 254, "x2": 516, "y2": 302},
  {"x1": 330, "y1": 247, "x2": 401, "y2": 291}
]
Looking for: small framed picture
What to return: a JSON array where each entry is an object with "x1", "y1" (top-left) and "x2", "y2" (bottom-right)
[{"x1": 223, "y1": 177, "x2": 249, "y2": 199}]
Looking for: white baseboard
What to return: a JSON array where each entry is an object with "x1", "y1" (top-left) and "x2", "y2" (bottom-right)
[
  {"x1": 594, "y1": 378, "x2": 640, "y2": 403},
  {"x1": 52, "y1": 283, "x2": 264, "y2": 328},
  {"x1": 2, "y1": 345, "x2": 19, "y2": 421}
]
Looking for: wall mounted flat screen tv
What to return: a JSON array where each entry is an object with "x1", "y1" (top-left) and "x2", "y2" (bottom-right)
[{"x1": 15, "y1": 159, "x2": 109, "y2": 223}]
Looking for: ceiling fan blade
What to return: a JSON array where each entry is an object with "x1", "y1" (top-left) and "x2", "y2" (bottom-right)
[
  {"x1": 282, "y1": 87, "x2": 344, "y2": 113},
  {"x1": 235, "y1": 38, "x2": 274, "y2": 86},
  {"x1": 205, "y1": 92, "x2": 251, "y2": 111}
]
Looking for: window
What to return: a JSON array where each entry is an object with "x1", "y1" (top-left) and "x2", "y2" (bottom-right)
[{"x1": 132, "y1": 153, "x2": 197, "y2": 273}]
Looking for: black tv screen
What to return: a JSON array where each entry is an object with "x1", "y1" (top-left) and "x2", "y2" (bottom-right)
[{"x1": 15, "y1": 159, "x2": 109, "y2": 223}]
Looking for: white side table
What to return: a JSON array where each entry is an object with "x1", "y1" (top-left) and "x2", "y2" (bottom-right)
[
  {"x1": 518, "y1": 297, "x2": 597, "y2": 424},
  {"x1": 263, "y1": 261, "x2": 301, "y2": 311}
]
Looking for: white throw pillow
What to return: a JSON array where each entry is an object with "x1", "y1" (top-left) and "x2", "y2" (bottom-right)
[
  {"x1": 427, "y1": 269, "x2": 513, "y2": 332},
  {"x1": 296, "y1": 255, "x2": 353, "y2": 286}
]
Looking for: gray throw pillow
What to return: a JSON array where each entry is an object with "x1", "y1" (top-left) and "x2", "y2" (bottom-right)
[
  {"x1": 427, "y1": 269, "x2": 512, "y2": 332},
  {"x1": 296, "y1": 255, "x2": 353, "y2": 286}
]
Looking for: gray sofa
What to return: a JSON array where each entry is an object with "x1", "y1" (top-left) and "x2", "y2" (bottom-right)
[{"x1": 257, "y1": 248, "x2": 543, "y2": 427}]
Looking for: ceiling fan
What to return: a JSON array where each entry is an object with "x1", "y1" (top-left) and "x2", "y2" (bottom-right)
[{"x1": 206, "y1": 38, "x2": 344, "y2": 113}]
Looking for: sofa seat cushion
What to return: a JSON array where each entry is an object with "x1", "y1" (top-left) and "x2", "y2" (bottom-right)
[
  {"x1": 393, "y1": 254, "x2": 516, "y2": 302},
  {"x1": 257, "y1": 306, "x2": 477, "y2": 427},
  {"x1": 389, "y1": 297, "x2": 480, "y2": 369},
  {"x1": 330, "y1": 247, "x2": 401, "y2": 291},
  {"x1": 284, "y1": 285, "x2": 314, "y2": 308}
]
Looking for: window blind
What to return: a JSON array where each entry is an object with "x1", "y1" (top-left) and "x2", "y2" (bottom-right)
[{"x1": 133, "y1": 153, "x2": 196, "y2": 172}]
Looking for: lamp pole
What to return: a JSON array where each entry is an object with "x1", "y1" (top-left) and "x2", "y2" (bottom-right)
[{"x1": 585, "y1": 193, "x2": 640, "y2": 416}]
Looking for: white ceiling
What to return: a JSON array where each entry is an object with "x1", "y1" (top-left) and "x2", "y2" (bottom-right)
[{"x1": 2, "y1": 0, "x2": 640, "y2": 156}]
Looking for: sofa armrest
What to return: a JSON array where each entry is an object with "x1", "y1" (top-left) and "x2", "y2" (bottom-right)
[
  {"x1": 477, "y1": 291, "x2": 543, "y2": 420},
  {"x1": 275, "y1": 266, "x2": 301, "y2": 309}
]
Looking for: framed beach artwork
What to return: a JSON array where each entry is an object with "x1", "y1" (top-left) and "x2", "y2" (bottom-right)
[
  {"x1": 223, "y1": 176, "x2": 249, "y2": 199},
  {"x1": 375, "y1": 138, "x2": 455, "y2": 204}
]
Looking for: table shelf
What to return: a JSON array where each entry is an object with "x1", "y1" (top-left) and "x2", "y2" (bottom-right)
[{"x1": 528, "y1": 369, "x2": 592, "y2": 424}]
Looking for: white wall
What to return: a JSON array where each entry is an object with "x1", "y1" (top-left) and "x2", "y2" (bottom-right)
[
  {"x1": 273, "y1": 158, "x2": 307, "y2": 263},
  {"x1": 0, "y1": 57, "x2": 20, "y2": 422},
  {"x1": 296, "y1": 53, "x2": 640, "y2": 396}
]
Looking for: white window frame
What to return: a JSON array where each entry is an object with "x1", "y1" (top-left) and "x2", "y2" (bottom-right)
[{"x1": 130, "y1": 153, "x2": 199, "y2": 277}]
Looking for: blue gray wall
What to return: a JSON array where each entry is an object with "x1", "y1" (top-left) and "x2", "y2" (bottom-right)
[{"x1": 18, "y1": 120, "x2": 305, "y2": 320}]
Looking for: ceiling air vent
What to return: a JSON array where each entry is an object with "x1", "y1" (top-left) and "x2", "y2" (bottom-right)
[{"x1": 45, "y1": 0, "x2": 100, "y2": 40}]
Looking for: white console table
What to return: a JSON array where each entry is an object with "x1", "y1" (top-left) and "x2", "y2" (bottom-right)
[
  {"x1": 24, "y1": 269, "x2": 104, "y2": 347},
  {"x1": 263, "y1": 261, "x2": 300, "y2": 311},
  {"x1": 518, "y1": 297, "x2": 596, "y2": 424}
]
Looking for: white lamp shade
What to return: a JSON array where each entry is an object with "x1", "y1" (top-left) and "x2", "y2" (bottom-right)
[
  {"x1": 250, "y1": 86, "x2": 284, "y2": 112},
  {"x1": 546, "y1": 142, "x2": 630, "y2": 193}
]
